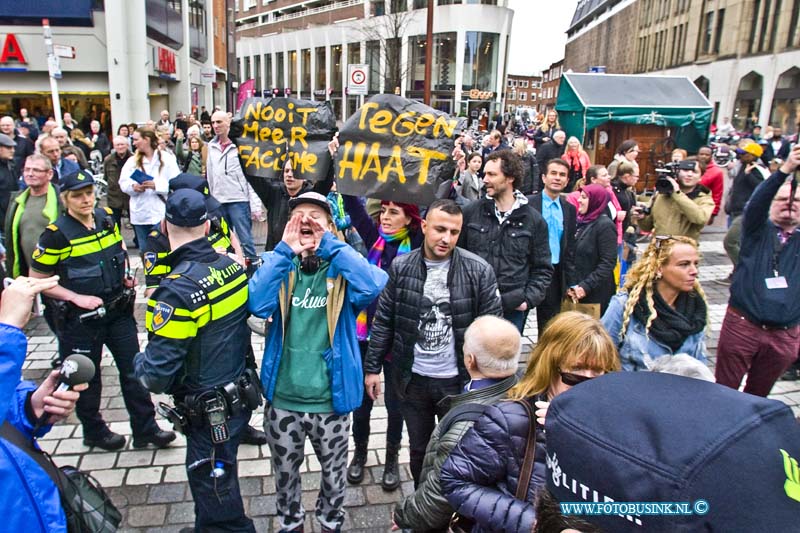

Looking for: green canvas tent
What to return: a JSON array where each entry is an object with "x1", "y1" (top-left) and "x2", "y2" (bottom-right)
[{"x1": 556, "y1": 73, "x2": 713, "y2": 152}]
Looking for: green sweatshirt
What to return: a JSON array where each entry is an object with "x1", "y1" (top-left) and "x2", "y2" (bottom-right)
[{"x1": 273, "y1": 259, "x2": 334, "y2": 413}]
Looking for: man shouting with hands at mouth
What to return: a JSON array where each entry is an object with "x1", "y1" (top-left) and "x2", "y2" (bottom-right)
[{"x1": 248, "y1": 191, "x2": 388, "y2": 533}]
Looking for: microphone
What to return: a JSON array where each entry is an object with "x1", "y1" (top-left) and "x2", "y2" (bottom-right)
[
  {"x1": 34, "y1": 354, "x2": 96, "y2": 430},
  {"x1": 78, "y1": 306, "x2": 107, "y2": 322},
  {"x1": 55, "y1": 353, "x2": 96, "y2": 392}
]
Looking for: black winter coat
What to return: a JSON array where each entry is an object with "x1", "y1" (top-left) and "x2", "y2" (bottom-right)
[
  {"x1": 440, "y1": 397, "x2": 547, "y2": 533},
  {"x1": 0, "y1": 158, "x2": 18, "y2": 224},
  {"x1": 574, "y1": 215, "x2": 617, "y2": 314},
  {"x1": 365, "y1": 247, "x2": 502, "y2": 394},
  {"x1": 518, "y1": 152, "x2": 538, "y2": 196},
  {"x1": 459, "y1": 199, "x2": 553, "y2": 313}
]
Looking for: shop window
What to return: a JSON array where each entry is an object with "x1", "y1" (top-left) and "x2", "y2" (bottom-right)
[
  {"x1": 732, "y1": 71, "x2": 763, "y2": 131},
  {"x1": 769, "y1": 67, "x2": 800, "y2": 134}
]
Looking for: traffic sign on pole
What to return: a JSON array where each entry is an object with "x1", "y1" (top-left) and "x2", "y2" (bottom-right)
[{"x1": 347, "y1": 64, "x2": 368, "y2": 96}]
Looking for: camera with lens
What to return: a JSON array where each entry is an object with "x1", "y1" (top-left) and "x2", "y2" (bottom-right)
[
  {"x1": 654, "y1": 160, "x2": 696, "y2": 194},
  {"x1": 654, "y1": 161, "x2": 680, "y2": 194}
]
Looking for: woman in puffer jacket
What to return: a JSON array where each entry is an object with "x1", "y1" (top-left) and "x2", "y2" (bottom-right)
[{"x1": 440, "y1": 312, "x2": 620, "y2": 533}]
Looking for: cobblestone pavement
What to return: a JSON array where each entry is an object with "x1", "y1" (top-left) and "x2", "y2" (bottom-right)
[{"x1": 20, "y1": 226, "x2": 800, "y2": 532}]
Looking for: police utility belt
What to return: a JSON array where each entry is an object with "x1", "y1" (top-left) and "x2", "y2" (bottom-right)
[{"x1": 158, "y1": 368, "x2": 263, "y2": 444}]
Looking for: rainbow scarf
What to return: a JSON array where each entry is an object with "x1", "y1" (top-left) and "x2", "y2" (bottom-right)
[{"x1": 356, "y1": 226, "x2": 412, "y2": 340}]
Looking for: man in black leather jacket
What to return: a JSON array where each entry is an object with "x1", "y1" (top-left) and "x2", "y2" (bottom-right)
[{"x1": 364, "y1": 199, "x2": 502, "y2": 486}]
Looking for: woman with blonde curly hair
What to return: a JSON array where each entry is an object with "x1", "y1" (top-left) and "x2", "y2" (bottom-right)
[
  {"x1": 601, "y1": 235, "x2": 708, "y2": 371},
  {"x1": 441, "y1": 312, "x2": 620, "y2": 532}
]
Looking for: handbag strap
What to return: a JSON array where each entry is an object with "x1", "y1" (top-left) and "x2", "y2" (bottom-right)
[
  {"x1": 514, "y1": 398, "x2": 538, "y2": 501},
  {"x1": 1, "y1": 420, "x2": 68, "y2": 489}
]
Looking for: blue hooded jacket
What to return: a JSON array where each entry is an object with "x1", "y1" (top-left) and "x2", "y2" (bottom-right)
[
  {"x1": 0, "y1": 323, "x2": 65, "y2": 532},
  {"x1": 248, "y1": 232, "x2": 388, "y2": 414}
]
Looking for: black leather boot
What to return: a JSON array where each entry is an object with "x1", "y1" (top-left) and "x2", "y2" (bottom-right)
[
  {"x1": 381, "y1": 443, "x2": 401, "y2": 491},
  {"x1": 347, "y1": 442, "x2": 369, "y2": 484}
]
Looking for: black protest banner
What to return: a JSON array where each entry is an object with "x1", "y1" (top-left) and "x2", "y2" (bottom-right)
[
  {"x1": 232, "y1": 97, "x2": 336, "y2": 182},
  {"x1": 335, "y1": 94, "x2": 466, "y2": 205}
]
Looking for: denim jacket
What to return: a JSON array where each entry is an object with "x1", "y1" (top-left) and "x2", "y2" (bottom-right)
[{"x1": 602, "y1": 293, "x2": 707, "y2": 371}]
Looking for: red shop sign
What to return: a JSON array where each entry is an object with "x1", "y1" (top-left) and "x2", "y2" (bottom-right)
[
  {"x1": 157, "y1": 47, "x2": 176, "y2": 74},
  {"x1": 1, "y1": 34, "x2": 27, "y2": 64}
]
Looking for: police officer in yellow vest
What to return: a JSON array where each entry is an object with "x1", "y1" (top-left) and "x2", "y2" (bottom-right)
[
  {"x1": 135, "y1": 189, "x2": 258, "y2": 531},
  {"x1": 141, "y1": 173, "x2": 267, "y2": 446},
  {"x1": 30, "y1": 169, "x2": 175, "y2": 451}
]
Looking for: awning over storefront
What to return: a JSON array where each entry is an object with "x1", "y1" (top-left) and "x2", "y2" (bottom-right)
[{"x1": 556, "y1": 73, "x2": 713, "y2": 152}]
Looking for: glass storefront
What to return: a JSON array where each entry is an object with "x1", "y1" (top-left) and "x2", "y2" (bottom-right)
[
  {"x1": 275, "y1": 52, "x2": 285, "y2": 90},
  {"x1": 732, "y1": 71, "x2": 762, "y2": 132},
  {"x1": 770, "y1": 68, "x2": 800, "y2": 135},
  {"x1": 301, "y1": 49, "x2": 311, "y2": 97},
  {"x1": 0, "y1": 95, "x2": 112, "y2": 134},
  {"x1": 366, "y1": 41, "x2": 381, "y2": 93},
  {"x1": 288, "y1": 51, "x2": 298, "y2": 92},
  {"x1": 462, "y1": 32, "x2": 499, "y2": 92},
  {"x1": 315, "y1": 47, "x2": 326, "y2": 94},
  {"x1": 407, "y1": 32, "x2": 456, "y2": 92},
  {"x1": 331, "y1": 45, "x2": 343, "y2": 91},
  {"x1": 264, "y1": 53, "x2": 273, "y2": 90}
]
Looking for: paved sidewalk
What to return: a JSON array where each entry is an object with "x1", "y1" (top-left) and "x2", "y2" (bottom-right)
[{"x1": 20, "y1": 228, "x2": 800, "y2": 532}]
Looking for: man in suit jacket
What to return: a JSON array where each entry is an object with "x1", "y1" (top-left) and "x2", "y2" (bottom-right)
[{"x1": 528, "y1": 158, "x2": 577, "y2": 333}]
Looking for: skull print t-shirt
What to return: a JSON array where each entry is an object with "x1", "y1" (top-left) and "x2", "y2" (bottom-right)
[{"x1": 412, "y1": 258, "x2": 458, "y2": 378}]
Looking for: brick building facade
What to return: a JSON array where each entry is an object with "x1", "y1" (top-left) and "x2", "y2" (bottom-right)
[
  {"x1": 564, "y1": 0, "x2": 800, "y2": 133},
  {"x1": 505, "y1": 74, "x2": 542, "y2": 114}
]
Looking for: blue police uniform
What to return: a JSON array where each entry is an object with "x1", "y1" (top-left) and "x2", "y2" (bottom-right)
[
  {"x1": 30, "y1": 170, "x2": 165, "y2": 449},
  {"x1": 134, "y1": 189, "x2": 256, "y2": 531}
]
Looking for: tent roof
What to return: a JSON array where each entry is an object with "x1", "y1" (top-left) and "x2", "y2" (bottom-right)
[{"x1": 561, "y1": 73, "x2": 712, "y2": 109}]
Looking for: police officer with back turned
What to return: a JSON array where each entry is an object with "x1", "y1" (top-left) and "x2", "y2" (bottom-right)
[
  {"x1": 135, "y1": 189, "x2": 258, "y2": 531},
  {"x1": 141, "y1": 173, "x2": 267, "y2": 446},
  {"x1": 29, "y1": 169, "x2": 174, "y2": 451}
]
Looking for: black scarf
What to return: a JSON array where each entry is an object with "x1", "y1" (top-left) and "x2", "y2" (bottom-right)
[{"x1": 633, "y1": 287, "x2": 706, "y2": 352}]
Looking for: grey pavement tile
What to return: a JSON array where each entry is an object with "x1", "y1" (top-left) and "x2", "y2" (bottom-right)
[
  {"x1": 239, "y1": 458, "x2": 270, "y2": 477},
  {"x1": 126, "y1": 466, "x2": 164, "y2": 485},
  {"x1": 239, "y1": 476, "x2": 264, "y2": 497},
  {"x1": 166, "y1": 502, "x2": 195, "y2": 524},
  {"x1": 364, "y1": 484, "x2": 403, "y2": 505},
  {"x1": 248, "y1": 495, "x2": 277, "y2": 516},
  {"x1": 345, "y1": 503, "x2": 394, "y2": 529},
  {"x1": 108, "y1": 485, "x2": 150, "y2": 507},
  {"x1": 117, "y1": 450, "x2": 155, "y2": 468},
  {"x1": 148, "y1": 483, "x2": 187, "y2": 504},
  {"x1": 163, "y1": 465, "x2": 189, "y2": 483},
  {"x1": 298, "y1": 471, "x2": 321, "y2": 491},
  {"x1": 79, "y1": 452, "x2": 118, "y2": 471},
  {"x1": 344, "y1": 486, "x2": 366, "y2": 507},
  {"x1": 126, "y1": 504, "x2": 167, "y2": 528},
  {"x1": 91, "y1": 468, "x2": 126, "y2": 488},
  {"x1": 153, "y1": 446, "x2": 186, "y2": 466}
]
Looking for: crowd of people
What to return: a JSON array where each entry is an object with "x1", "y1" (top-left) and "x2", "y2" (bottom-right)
[{"x1": 0, "y1": 103, "x2": 799, "y2": 533}]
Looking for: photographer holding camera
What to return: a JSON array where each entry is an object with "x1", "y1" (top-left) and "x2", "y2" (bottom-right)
[{"x1": 638, "y1": 158, "x2": 715, "y2": 242}]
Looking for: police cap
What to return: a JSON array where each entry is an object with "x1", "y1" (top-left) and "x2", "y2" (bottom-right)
[
  {"x1": 60, "y1": 170, "x2": 95, "y2": 191},
  {"x1": 165, "y1": 189, "x2": 208, "y2": 227},
  {"x1": 169, "y1": 173, "x2": 210, "y2": 196}
]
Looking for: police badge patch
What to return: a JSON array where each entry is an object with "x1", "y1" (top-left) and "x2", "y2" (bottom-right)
[
  {"x1": 152, "y1": 301, "x2": 174, "y2": 331},
  {"x1": 32, "y1": 245, "x2": 45, "y2": 259},
  {"x1": 143, "y1": 252, "x2": 157, "y2": 273}
]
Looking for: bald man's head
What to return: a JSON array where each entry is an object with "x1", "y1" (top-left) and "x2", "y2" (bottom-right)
[
  {"x1": 0, "y1": 116, "x2": 14, "y2": 135},
  {"x1": 463, "y1": 316, "x2": 521, "y2": 378}
]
